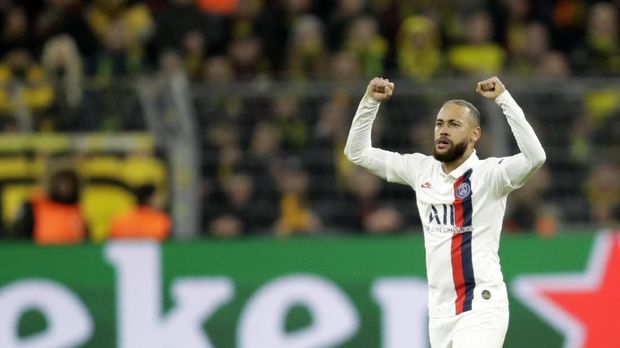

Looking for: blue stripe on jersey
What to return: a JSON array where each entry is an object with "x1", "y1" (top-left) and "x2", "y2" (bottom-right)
[
  {"x1": 461, "y1": 169, "x2": 475, "y2": 312},
  {"x1": 461, "y1": 231, "x2": 474, "y2": 311}
]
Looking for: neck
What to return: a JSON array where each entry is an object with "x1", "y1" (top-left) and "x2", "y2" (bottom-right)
[{"x1": 441, "y1": 147, "x2": 474, "y2": 174}]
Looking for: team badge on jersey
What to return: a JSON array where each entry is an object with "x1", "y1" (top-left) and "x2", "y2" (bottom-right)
[{"x1": 456, "y1": 182, "x2": 471, "y2": 199}]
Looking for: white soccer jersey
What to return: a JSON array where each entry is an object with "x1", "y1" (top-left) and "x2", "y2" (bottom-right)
[
  {"x1": 344, "y1": 90, "x2": 545, "y2": 318},
  {"x1": 386, "y1": 149, "x2": 514, "y2": 317}
]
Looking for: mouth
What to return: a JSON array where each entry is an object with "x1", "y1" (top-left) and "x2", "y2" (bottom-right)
[{"x1": 435, "y1": 138, "x2": 451, "y2": 150}]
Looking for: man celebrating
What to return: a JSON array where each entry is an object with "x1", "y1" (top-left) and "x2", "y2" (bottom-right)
[{"x1": 344, "y1": 76, "x2": 545, "y2": 348}]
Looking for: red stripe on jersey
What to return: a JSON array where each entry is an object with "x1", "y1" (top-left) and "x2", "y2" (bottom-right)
[{"x1": 451, "y1": 232, "x2": 467, "y2": 314}]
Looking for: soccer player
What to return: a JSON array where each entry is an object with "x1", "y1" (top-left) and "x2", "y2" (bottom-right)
[{"x1": 344, "y1": 76, "x2": 545, "y2": 348}]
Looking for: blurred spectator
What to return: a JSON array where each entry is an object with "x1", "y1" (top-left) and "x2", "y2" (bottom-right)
[
  {"x1": 0, "y1": 6, "x2": 31, "y2": 57},
  {"x1": 367, "y1": 0, "x2": 404, "y2": 44},
  {"x1": 273, "y1": 156, "x2": 322, "y2": 236},
  {"x1": 157, "y1": 49, "x2": 184, "y2": 79},
  {"x1": 583, "y1": 162, "x2": 620, "y2": 228},
  {"x1": 85, "y1": 17, "x2": 147, "y2": 131},
  {"x1": 259, "y1": 0, "x2": 314, "y2": 76},
  {"x1": 569, "y1": 86, "x2": 620, "y2": 167},
  {"x1": 447, "y1": 10, "x2": 505, "y2": 76},
  {"x1": 206, "y1": 120, "x2": 243, "y2": 187},
  {"x1": 227, "y1": 0, "x2": 264, "y2": 41},
  {"x1": 502, "y1": 0, "x2": 530, "y2": 53},
  {"x1": 328, "y1": 51, "x2": 361, "y2": 82},
  {"x1": 87, "y1": 0, "x2": 154, "y2": 44},
  {"x1": 397, "y1": 15, "x2": 442, "y2": 80},
  {"x1": 12, "y1": 168, "x2": 87, "y2": 245},
  {"x1": 338, "y1": 167, "x2": 404, "y2": 233},
  {"x1": 108, "y1": 183, "x2": 171, "y2": 241},
  {"x1": 504, "y1": 166, "x2": 559, "y2": 236},
  {"x1": 548, "y1": 0, "x2": 587, "y2": 53},
  {"x1": 573, "y1": 2, "x2": 620, "y2": 75},
  {"x1": 89, "y1": 17, "x2": 144, "y2": 80},
  {"x1": 309, "y1": 96, "x2": 354, "y2": 199},
  {"x1": 182, "y1": 30, "x2": 208, "y2": 80},
  {"x1": 271, "y1": 94, "x2": 308, "y2": 151},
  {"x1": 198, "y1": 55, "x2": 243, "y2": 132},
  {"x1": 535, "y1": 50, "x2": 572, "y2": 78},
  {"x1": 87, "y1": 0, "x2": 153, "y2": 73},
  {"x1": 0, "y1": 48, "x2": 54, "y2": 131},
  {"x1": 286, "y1": 15, "x2": 327, "y2": 80},
  {"x1": 32, "y1": 0, "x2": 98, "y2": 59},
  {"x1": 206, "y1": 173, "x2": 276, "y2": 237},
  {"x1": 344, "y1": 15, "x2": 388, "y2": 77},
  {"x1": 41, "y1": 34, "x2": 84, "y2": 130},
  {"x1": 241, "y1": 121, "x2": 280, "y2": 203},
  {"x1": 326, "y1": 0, "x2": 368, "y2": 52},
  {"x1": 228, "y1": 34, "x2": 269, "y2": 81},
  {"x1": 41, "y1": 35, "x2": 82, "y2": 108},
  {"x1": 204, "y1": 55, "x2": 235, "y2": 83},
  {"x1": 154, "y1": 0, "x2": 224, "y2": 56},
  {"x1": 506, "y1": 21, "x2": 552, "y2": 77}
]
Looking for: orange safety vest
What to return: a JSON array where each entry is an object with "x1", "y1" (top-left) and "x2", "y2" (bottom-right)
[
  {"x1": 109, "y1": 207, "x2": 171, "y2": 241},
  {"x1": 32, "y1": 196, "x2": 86, "y2": 245}
]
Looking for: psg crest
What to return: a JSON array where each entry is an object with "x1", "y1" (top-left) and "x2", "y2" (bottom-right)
[{"x1": 456, "y1": 182, "x2": 471, "y2": 199}]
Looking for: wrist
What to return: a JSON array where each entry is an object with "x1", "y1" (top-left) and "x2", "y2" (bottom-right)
[
  {"x1": 363, "y1": 95, "x2": 381, "y2": 105},
  {"x1": 494, "y1": 90, "x2": 511, "y2": 104}
]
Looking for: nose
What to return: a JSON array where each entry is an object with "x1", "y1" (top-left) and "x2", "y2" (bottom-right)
[{"x1": 438, "y1": 125, "x2": 449, "y2": 136}]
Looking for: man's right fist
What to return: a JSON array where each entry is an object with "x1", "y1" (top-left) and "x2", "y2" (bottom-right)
[
  {"x1": 476, "y1": 76, "x2": 506, "y2": 100},
  {"x1": 366, "y1": 77, "x2": 395, "y2": 102}
]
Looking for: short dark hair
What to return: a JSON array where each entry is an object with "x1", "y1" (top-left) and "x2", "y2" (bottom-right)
[{"x1": 443, "y1": 99, "x2": 480, "y2": 127}]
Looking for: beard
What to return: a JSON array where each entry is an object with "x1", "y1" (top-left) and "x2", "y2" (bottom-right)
[{"x1": 432, "y1": 138, "x2": 468, "y2": 163}]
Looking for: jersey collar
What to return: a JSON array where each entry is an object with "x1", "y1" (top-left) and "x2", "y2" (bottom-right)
[{"x1": 443, "y1": 150, "x2": 480, "y2": 179}]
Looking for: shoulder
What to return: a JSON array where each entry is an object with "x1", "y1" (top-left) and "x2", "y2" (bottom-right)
[
  {"x1": 385, "y1": 152, "x2": 435, "y2": 185},
  {"x1": 403, "y1": 152, "x2": 433, "y2": 162},
  {"x1": 476, "y1": 156, "x2": 506, "y2": 169},
  {"x1": 470, "y1": 157, "x2": 508, "y2": 179},
  {"x1": 392, "y1": 152, "x2": 435, "y2": 169}
]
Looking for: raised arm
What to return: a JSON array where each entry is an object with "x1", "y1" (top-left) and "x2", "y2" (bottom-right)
[
  {"x1": 476, "y1": 76, "x2": 546, "y2": 190},
  {"x1": 344, "y1": 78, "x2": 395, "y2": 179}
]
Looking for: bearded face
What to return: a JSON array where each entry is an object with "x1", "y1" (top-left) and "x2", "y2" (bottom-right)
[{"x1": 432, "y1": 137, "x2": 468, "y2": 163}]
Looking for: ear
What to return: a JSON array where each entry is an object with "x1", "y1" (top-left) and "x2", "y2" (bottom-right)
[{"x1": 470, "y1": 127, "x2": 481, "y2": 144}]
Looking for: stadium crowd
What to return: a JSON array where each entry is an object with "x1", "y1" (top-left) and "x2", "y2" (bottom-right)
[{"x1": 0, "y1": 0, "x2": 619, "y2": 242}]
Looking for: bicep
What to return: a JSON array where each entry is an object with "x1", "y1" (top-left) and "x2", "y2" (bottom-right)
[
  {"x1": 385, "y1": 152, "x2": 425, "y2": 187},
  {"x1": 351, "y1": 147, "x2": 424, "y2": 187},
  {"x1": 350, "y1": 147, "x2": 391, "y2": 179}
]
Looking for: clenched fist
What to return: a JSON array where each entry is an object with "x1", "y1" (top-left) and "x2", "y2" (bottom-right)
[
  {"x1": 366, "y1": 77, "x2": 395, "y2": 102},
  {"x1": 476, "y1": 76, "x2": 506, "y2": 100}
]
